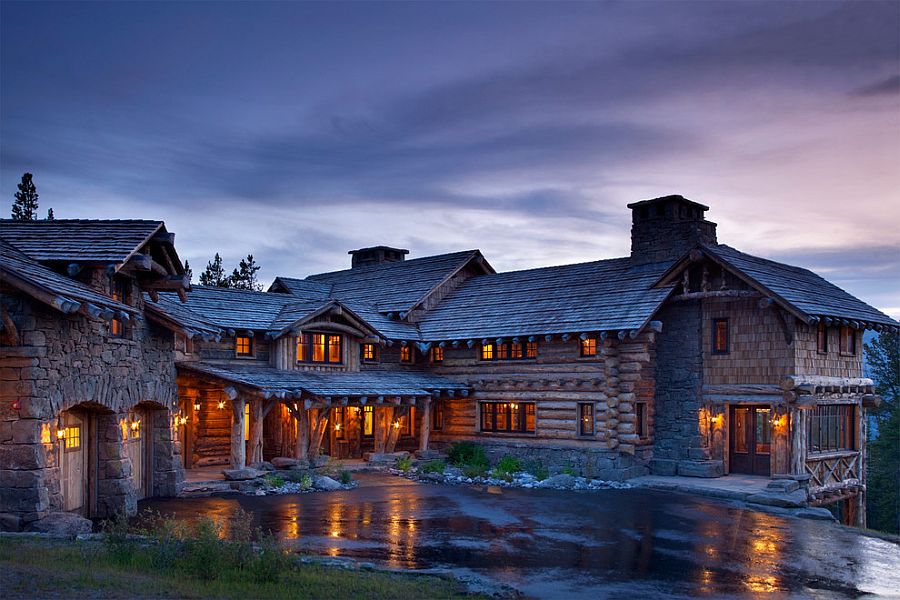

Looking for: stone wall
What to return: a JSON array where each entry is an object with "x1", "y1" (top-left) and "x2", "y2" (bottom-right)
[
  {"x1": 0, "y1": 283, "x2": 183, "y2": 530},
  {"x1": 651, "y1": 300, "x2": 706, "y2": 475}
]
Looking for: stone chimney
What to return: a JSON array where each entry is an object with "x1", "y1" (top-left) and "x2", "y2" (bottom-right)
[
  {"x1": 348, "y1": 246, "x2": 409, "y2": 269},
  {"x1": 628, "y1": 195, "x2": 717, "y2": 264}
]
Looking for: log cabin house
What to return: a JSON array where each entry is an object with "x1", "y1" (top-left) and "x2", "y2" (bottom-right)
[{"x1": 2, "y1": 196, "x2": 897, "y2": 530}]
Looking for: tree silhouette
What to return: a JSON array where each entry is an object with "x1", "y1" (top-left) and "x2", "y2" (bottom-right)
[
  {"x1": 199, "y1": 253, "x2": 230, "y2": 287},
  {"x1": 231, "y1": 254, "x2": 262, "y2": 291},
  {"x1": 46, "y1": 208, "x2": 55, "y2": 220},
  {"x1": 11, "y1": 173, "x2": 39, "y2": 220}
]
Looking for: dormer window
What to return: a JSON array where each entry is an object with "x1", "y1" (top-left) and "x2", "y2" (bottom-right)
[
  {"x1": 400, "y1": 345, "x2": 413, "y2": 363},
  {"x1": 361, "y1": 343, "x2": 378, "y2": 362},
  {"x1": 297, "y1": 333, "x2": 343, "y2": 364},
  {"x1": 235, "y1": 336, "x2": 252, "y2": 356},
  {"x1": 481, "y1": 341, "x2": 537, "y2": 361}
]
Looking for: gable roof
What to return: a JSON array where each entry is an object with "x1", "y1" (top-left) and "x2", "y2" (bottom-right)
[
  {"x1": 301, "y1": 249, "x2": 489, "y2": 314},
  {"x1": 0, "y1": 219, "x2": 165, "y2": 264},
  {"x1": 698, "y1": 244, "x2": 897, "y2": 328},
  {"x1": 157, "y1": 286, "x2": 296, "y2": 331},
  {"x1": 417, "y1": 257, "x2": 674, "y2": 341},
  {"x1": 0, "y1": 239, "x2": 134, "y2": 315}
]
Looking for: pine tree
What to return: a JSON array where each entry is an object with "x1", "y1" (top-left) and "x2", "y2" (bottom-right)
[
  {"x1": 230, "y1": 254, "x2": 262, "y2": 291},
  {"x1": 46, "y1": 208, "x2": 54, "y2": 220},
  {"x1": 11, "y1": 173, "x2": 39, "y2": 220},
  {"x1": 864, "y1": 332, "x2": 899, "y2": 533},
  {"x1": 183, "y1": 260, "x2": 193, "y2": 283},
  {"x1": 198, "y1": 253, "x2": 231, "y2": 287}
]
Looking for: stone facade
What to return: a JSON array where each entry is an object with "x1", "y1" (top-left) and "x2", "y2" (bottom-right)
[{"x1": 0, "y1": 285, "x2": 183, "y2": 531}]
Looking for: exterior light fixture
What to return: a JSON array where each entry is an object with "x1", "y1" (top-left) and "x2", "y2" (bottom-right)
[
  {"x1": 217, "y1": 400, "x2": 225, "y2": 410},
  {"x1": 130, "y1": 419, "x2": 140, "y2": 431},
  {"x1": 56, "y1": 416, "x2": 65, "y2": 440},
  {"x1": 334, "y1": 423, "x2": 342, "y2": 431},
  {"x1": 179, "y1": 415, "x2": 188, "y2": 426},
  {"x1": 392, "y1": 420, "x2": 401, "y2": 429},
  {"x1": 193, "y1": 401, "x2": 201, "y2": 411}
]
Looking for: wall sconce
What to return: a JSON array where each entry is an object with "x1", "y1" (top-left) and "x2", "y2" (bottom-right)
[
  {"x1": 178, "y1": 415, "x2": 188, "y2": 426},
  {"x1": 217, "y1": 400, "x2": 225, "y2": 410},
  {"x1": 193, "y1": 401, "x2": 201, "y2": 411},
  {"x1": 130, "y1": 419, "x2": 141, "y2": 432},
  {"x1": 770, "y1": 415, "x2": 785, "y2": 428},
  {"x1": 711, "y1": 414, "x2": 723, "y2": 426},
  {"x1": 334, "y1": 423, "x2": 342, "y2": 432},
  {"x1": 56, "y1": 416, "x2": 65, "y2": 441},
  {"x1": 392, "y1": 420, "x2": 401, "y2": 429}
]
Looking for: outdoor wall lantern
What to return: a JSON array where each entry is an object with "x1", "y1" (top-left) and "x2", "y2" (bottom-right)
[
  {"x1": 193, "y1": 401, "x2": 201, "y2": 411},
  {"x1": 55, "y1": 416, "x2": 65, "y2": 441},
  {"x1": 217, "y1": 400, "x2": 226, "y2": 410},
  {"x1": 392, "y1": 420, "x2": 401, "y2": 429}
]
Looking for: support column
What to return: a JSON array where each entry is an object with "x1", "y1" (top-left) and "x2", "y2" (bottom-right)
[
  {"x1": 248, "y1": 398, "x2": 264, "y2": 466},
  {"x1": 419, "y1": 398, "x2": 432, "y2": 453},
  {"x1": 295, "y1": 407, "x2": 309, "y2": 462},
  {"x1": 385, "y1": 406, "x2": 406, "y2": 453},
  {"x1": 229, "y1": 394, "x2": 246, "y2": 470},
  {"x1": 374, "y1": 407, "x2": 388, "y2": 453},
  {"x1": 308, "y1": 409, "x2": 328, "y2": 460}
]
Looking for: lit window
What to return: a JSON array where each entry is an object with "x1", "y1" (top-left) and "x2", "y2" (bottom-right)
[
  {"x1": 312, "y1": 334, "x2": 326, "y2": 362},
  {"x1": 712, "y1": 319, "x2": 729, "y2": 354},
  {"x1": 580, "y1": 338, "x2": 597, "y2": 357},
  {"x1": 497, "y1": 343, "x2": 509, "y2": 360},
  {"x1": 400, "y1": 408, "x2": 414, "y2": 436},
  {"x1": 363, "y1": 405, "x2": 374, "y2": 437},
  {"x1": 526, "y1": 341, "x2": 538, "y2": 358},
  {"x1": 840, "y1": 326, "x2": 856, "y2": 355},
  {"x1": 297, "y1": 334, "x2": 308, "y2": 361},
  {"x1": 480, "y1": 402, "x2": 535, "y2": 433},
  {"x1": 817, "y1": 322, "x2": 828, "y2": 354},
  {"x1": 481, "y1": 343, "x2": 494, "y2": 360},
  {"x1": 579, "y1": 403, "x2": 594, "y2": 436},
  {"x1": 328, "y1": 335, "x2": 342, "y2": 363},
  {"x1": 636, "y1": 402, "x2": 649, "y2": 439},
  {"x1": 510, "y1": 342, "x2": 523, "y2": 359},
  {"x1": 432, "y1": 346, "x2": 444, "y2": 363},
  {"x1": 481, "y1": 341, "x2": 536, "y2": 361},
  {"x1": 400, "y1": 346, "x2": 412, "y2": 363},
  {"x1": 236, "y1": 336, "x2": 252, "y2": 356},
  {"x1": 244, "y1": 403, "x2": 250, "y2": 441},
  {"x1": 362, "y1": 343, "x2": 377, "y2": 362},
  {"x1": 110, "y1": 278, "x2": 129, "y2": 338},
  {"x1": 63, "y1": 426, "x2": 81, "y2": 450}
]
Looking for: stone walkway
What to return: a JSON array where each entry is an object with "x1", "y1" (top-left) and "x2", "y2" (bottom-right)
[{"x1": 630, "y1": 473, "x2": 771, "y2": 501}]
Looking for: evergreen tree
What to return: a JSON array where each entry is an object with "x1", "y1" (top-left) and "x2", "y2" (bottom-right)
[
  {"x1": 230, "y1": 254, "x2": 262, "y2": 291},
  {"x1": 183, "y1": 260, "x2": 193, "y2": 283},
  {"x1": 198, "y1": 253, "x2": 231, "y2": 287},
  {"x1": 864, "y1": 332, "x2": 900, "y2": 534},
  {"x1": 46, "y1": 208, "x2": 54, "y2": 220},
  {"x1": 11, "y1": 173, "x2": 39, "y2": 220}
]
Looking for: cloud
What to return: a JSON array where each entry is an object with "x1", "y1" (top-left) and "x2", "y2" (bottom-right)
[{"x1": 852, "y1": 75, "x2": 900, "y2": 96}]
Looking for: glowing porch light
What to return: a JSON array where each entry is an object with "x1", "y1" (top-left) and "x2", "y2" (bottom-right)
[
  {"x1": 217, "y1": 400, "x2": 226, "y2": 410},
  {"x1": 193, "y1": 401, "x2": 201, "y2": 411},
  {"x1": 392, "y1": 420, "x2": 401, "y2": 429}
]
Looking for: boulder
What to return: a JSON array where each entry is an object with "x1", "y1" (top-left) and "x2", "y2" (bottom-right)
[
  {"x1": 537, "y1": 474, "x2": 576, "y2": 489},
  {"x1": 676, "y1": 460, "x2": 724, "y2": 478},
  {"x1": 766, "y1": 479, "x2": 800, "y2": 493},
  {"x1": 222, "y1": 468, "x2": 263, "y2": 481},
  {"x1": 747, "y1": 488, "x2": 809, "y2": 509},
  {"x1": 365, "y1": 451, "x2": 410, "y2": 464},
  {"x1": 28, "y1": 512, "x2": 92, "y2": 536},
  {"x1": 271, "y1": 457, "x2": 300, "y2": 469},
  {"x1": 415, "y1": 449, "x2": 443, "y2": 460},
  {"x1": 313, "y1": 476, "x2": 342, "y2": 491}
]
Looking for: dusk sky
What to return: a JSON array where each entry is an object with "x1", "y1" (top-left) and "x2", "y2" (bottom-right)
[{"x1": 2, "y1": 1, "x2": 898, "y2": 317}]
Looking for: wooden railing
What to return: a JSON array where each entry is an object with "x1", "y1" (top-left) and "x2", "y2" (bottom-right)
[{"x1": 805, "y1": 450, "x2": 860, "y2": 492}]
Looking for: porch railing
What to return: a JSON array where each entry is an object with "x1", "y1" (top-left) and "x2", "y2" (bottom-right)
[{"x1": 804, "y1": 450, "x2": 860, "y2": 493}]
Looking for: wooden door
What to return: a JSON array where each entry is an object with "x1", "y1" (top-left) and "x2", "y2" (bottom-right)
[
  {"x1": 125, "y1": 412, "x2": 150, "y2": 500},
  {"x1": 729, "y1": 406, "x2": 772, "y2": 476},
  {"x1": 59, "y1": 412, "x2": 87, "y2": 513}
]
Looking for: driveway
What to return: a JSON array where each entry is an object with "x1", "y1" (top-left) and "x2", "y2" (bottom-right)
[{"x1": 141, "y1": 472, "x2": 900, "y2": 598}]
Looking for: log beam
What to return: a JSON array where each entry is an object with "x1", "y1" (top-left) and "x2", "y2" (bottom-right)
[{"x1": 230, "y1": 395, "x2": 247, "y2": 469}]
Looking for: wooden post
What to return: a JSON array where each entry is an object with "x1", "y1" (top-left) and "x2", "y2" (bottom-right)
[
  {"x1": 374, "y1": 407, "x2": 388, "y2": 453},
  {"x1": 772, "y1": 405, "x2": 790, "y2": 475},
  {"x1": 419, "y1": 398, "x2": 431, "y2": 453},
  {"x1": 790, "y1": 408, "x2": 807, "y2": 475},
  {"x1": 385, "y1": 406, "x2": 407, "y2": 453},
  {"x1": 308, "y1": 409, "x2": 329, "y2": 459},
  {"x1": 248, "y1": 398, "x2": 264, "y2": 465},
  {"x1": 295, "y1": 407, "x2": 309, "y2": 462},
  {"x1": 230, "y1": 395, "x2": 246, "y2": 469}
]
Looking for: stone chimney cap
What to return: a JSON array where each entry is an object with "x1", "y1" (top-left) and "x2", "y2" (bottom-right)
[
  {"x1": 348, "y1": 246, "x2": 410, "y2": 256},
  {"x1": 627, "y1": 195, "x2": 709, "y2": 212}
]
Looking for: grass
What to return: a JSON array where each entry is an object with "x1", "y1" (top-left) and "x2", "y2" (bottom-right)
[
  {"x1": 395, "y1": 456, "x2": 413, "y2": 472},
  {"x1": 421, "y1": 459, "x2": 447, "y2": 474},
  {"x1": 0, "y1": 517, "x2": 478, "y2": 600}
]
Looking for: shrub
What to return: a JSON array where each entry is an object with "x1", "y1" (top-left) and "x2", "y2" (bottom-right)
[
  {"x1": 298, "y1": 473, "x2": 313, "y2": 491},
  {"x1": 264, "y1": 474, "x2": 285, "y2": 488},
  {"x1": 339, "y1": 469, "x2": 353, "y2": 485},
  {"x1": 447, "y1": 442, "x2": 489, "y2": 470},
  {"x1": 495, "y1": 455, "x2": 521, "y2": 474},
  {"x1": 561, "y1": 465, "x2": 577, "y2": 476},
  {"x1": 421, "y1": 459, "x2": 446, "y2": 474},
  {"x1": 462, "y1": 463, "x2": 487, "y2": 478},
  {"x1": 396, "y1": 456, "x2": 413, "y2": 472}
]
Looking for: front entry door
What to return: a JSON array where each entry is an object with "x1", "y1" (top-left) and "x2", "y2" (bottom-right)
[
  {"x1": 59, "y1": 411, "x2": 88, "y2": 513},
  {"x1": 125, "y1": 411, "x2": 150, "y2": 500},
  {"x1": 729, "y1": 406, "x2": 772, "y2": 476}
]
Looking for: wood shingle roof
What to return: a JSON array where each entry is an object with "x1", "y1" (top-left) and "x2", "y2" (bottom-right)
[{"x1": 0, "y1": 219, "x2": 165, "y2": 264}]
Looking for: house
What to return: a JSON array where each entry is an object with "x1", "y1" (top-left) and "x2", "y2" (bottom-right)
[
  {"x1": 2, "y1": 196, "x2": 896, "y2": 531},
  {"x1": 0, "y1": 220, "x2": 190, "y2": 531}
]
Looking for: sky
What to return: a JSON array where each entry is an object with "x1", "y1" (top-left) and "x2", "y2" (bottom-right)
[{"x1": 1, "y1": 1, "x2": 898, "y2": 317}]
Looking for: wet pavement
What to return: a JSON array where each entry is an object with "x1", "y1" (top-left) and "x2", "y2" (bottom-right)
[{"x1": 141, "y1": 472, "x2": 900, "y2": 598}]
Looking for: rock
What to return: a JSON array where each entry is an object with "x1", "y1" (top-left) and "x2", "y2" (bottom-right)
[
  {"x1": 28, "y1": 512, "x2": 92, "y2": 536},
  {"x1": 766, "y1": 479, "x2": 800, "y2": 493},
  {"x1": 365, "y1": 451, "x2": 410, "y2": 464},
  {"x1": 222, "y1": 468, "x2": 263, "y2": 481},
  {"x1": 795, "y1": 507, "x2": 837, "y2": 521},
  {"x1": 676, "y1": 460, "x2": 724, "y2": 478},
  {"x1": 313, "y1": 476, "x2": 342, "y2": 491},
  {"x1": 249, "y1": 461, "x2": 274, "y2": 471},
  {"x1": 538, "y1": 474, "x2": 576, "y2": 489},
  {"x1": 415, "y1": 449, "x2": 443, "y2": 460},
  {"x1": 311, "y1": 455, "x2": 330, "y2": 468},
  {"x1": 747, "y1": 488, "x2": 808, "y2": 509},
  {"x1": 423, "y1": 473, "x2": 444, "y2": 482},
  {"x1": 271, "y1": 457, "x2": 300, "y2": 469}
]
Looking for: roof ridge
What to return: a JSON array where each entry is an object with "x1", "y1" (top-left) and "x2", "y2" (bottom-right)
[
  {"x1": 0, "y1": 218, "x2": 164, "y2": 224},
  {"x1": 305, "y1": 249, "x2": 479, "y2": 280}
]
